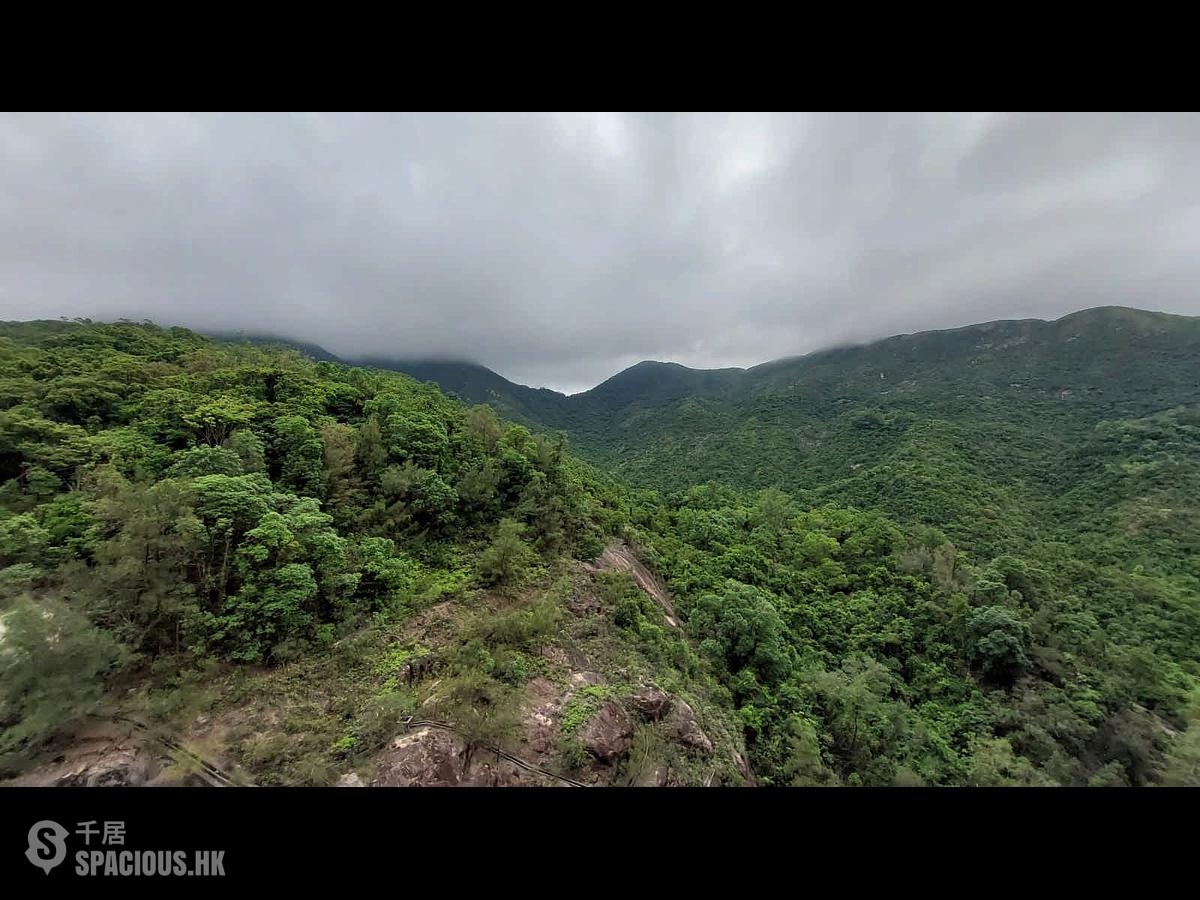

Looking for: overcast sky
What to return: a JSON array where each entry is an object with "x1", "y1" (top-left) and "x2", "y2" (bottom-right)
[{"x1": 2, "y1": 112, "x2": 1198, "y2": 393}]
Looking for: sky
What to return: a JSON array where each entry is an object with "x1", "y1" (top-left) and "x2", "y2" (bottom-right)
[{"x1": 2, "y1": 112, "x2": 1199, "y2": 394}]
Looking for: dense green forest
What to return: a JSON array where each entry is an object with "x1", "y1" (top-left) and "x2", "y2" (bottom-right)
[
  {"x1": 382, "y1": 306, "x2": 1200, "y2": 785},
  {"x1": 2, "y1": 314, "x2": 1198, "y2": 786}
]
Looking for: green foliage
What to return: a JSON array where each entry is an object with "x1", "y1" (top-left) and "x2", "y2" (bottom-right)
[
  {"x1": 966, "y1": 606, "x2": 1032, "y2": 684},
  {"x1": 227, "y1": 429, "x2": 266, "y2": 473},
  {"x1": 355, "y1": 688, "x2": 417, "y2": 749},
  {"x1": 0, "y1": 514, "x2": 49, "y2": 566},
  {"x1": 476, "y1": 518, "x2": 536, "y2": 586},
  {"x1": 622, "y1": 468, "x2": 1197, "y2": 786},
  {"x1": 559, "y1": 684, "x2": 619, "y2": 735},
  {"x1": 429, "y1": 670, "x2": 521, "y2": 751},
  {"x1": 688, "y1": 582, "x2": 793, "y2": 686},
  {"x1": 0, "y1": 319, "x2": 630, "y2": 779},
  {"x1": 167, "y1": 446, "x2": 244, "y2": 478},
  {"x1": 390, "y1": 307, "x2": 1200, "y2": 788},
  {"x1": 1161, "y1": 689, "x2": 1200, "y2": 786},
  {"x1": 464, "y1": 404, "x2": 502, "y2": 451},
  {"x1": 272, "y1": 415, "x2": 324, "y2": 498},
  {"x1": 0, "y1": 597, "x2": 127, "y2": 773},
  {"x1": 4, "y1": 312, "x2": 1198, "y2": 788}
]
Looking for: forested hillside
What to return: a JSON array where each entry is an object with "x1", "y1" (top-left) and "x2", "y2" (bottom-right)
[
  {"x1": 2, "y1": 316, "x2": 1198, "y2": 787},
  {"x1": 385, "y1": 306, "x2": 1200, "y2": 785},
  {"x1": 0, "y1": 320, "x2": 681, "y2": 785}
]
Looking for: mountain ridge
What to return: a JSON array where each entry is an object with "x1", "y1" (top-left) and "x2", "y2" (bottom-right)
[
  {"x1": 341, "y1": 304, "x2": 1198, "y2": 406},
  {"x1": 199, "y1": 306, "x2": 1197, "y2": 415}
]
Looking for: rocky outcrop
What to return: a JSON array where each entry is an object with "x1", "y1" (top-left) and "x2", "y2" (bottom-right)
[
  {"x1": 521, "y1": 676, "x2": 566, "y2": 760},
  {"x1": 673, "y1": 700, "x2": 714, "y2": 754},
  {"x1": 54, "y1": 746, "x2": 163, "y2": 787},
  {"x1": 371, "y1": 728, "x2": 465, "y2": 786},
  {"x1": 587, "y1": 543, "x2": 680, "y2": 628},
  {"x1": 631, "y1": 685, "x2": 672, "y2": 721},
  {"x1": 733, "y1": 750, "x2": 753, "y2": 783},
  {"x1": 578, "y1": 701, "x2": 635, "y2": 763},
  {"x1": 370, "y1": 727, "x2": 551, "y2": 787},
  {"x1": 570, "y1": 671, "x2": 607, "y2": 687},
  {"x1": 8, "y1": 723, "x2": 174, "y2": 788}
]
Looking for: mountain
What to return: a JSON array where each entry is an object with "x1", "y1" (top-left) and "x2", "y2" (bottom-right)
[
  {"x1": 392, "y1": 306, "x2": 1200, "y2": 439},
  {"x1": 354, "y1": 357, "x2": 572, "y2": 429},
  {"x1": 4, "y1": 310, "x2": 1199, "y2": 789},
  {"x1": 574, "y1": 360, "x2": 745, "y2": 412},
  {"x1": 114, "y1": 308, "x2": 1200, "y2": 555},
  {"x1": 203, "y1": 330, "x2": 348, "y2": 364},
  {"x1": 386, "y1": 306, "x2": 1200, "y2": 542}
]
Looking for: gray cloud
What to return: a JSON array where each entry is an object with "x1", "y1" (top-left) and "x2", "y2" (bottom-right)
[{"x1": 2, "y1": 112, "x2": 1198, "y2": 393}]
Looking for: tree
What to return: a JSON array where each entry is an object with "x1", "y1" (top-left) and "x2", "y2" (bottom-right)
[
  {"x1": 498, "y1": 446, "x2": 536, "y2": 505},
  {"x1": 354, "y1": 536, "x2": 418, "y2": 610},
  {"x1": 965, "y1": 736, "x2": 1052, "y2": 786},
  {"x1": 0, "y1": 597, "x2": 126, "y2": 774},
  {"x1": 355, "y1": 416, "x2": 387, "y2": 480},
  {"x1": 384, "y1": 412, "x2": 448, "y2": 469},
  {"x1": 182, "y1": 395, "x2": 259, "y2": 447},
  {"x1": 532, "y1": 433, "x2": 564, "y2": 476},
  {"x1": 227, "y1": 429, "x2": 266, "y2": 473},
  {"x1": 464, "y1": 405, "x2": 502, "y2": 452},
  {"x1": 0, "y1": 514, "x2": 50, "y2": 567},
  {"x1": 782, "y1": 716, "x2": 838, "y2": 786},
  {"x1": 166, "y1": 446, "x2": 243, "y2": 478},
  {"x1": 477, "y1": 519, "x2": 535, "y2": 586},
  {"x1": 457, "y1": 460, "x2": 502, "y2": 520},
  {"x1": 754, "y1": 487, "x2": 793, "y2": 534},
  {"x1": 272, "y1": 416, "x2": 323, "y2": 498},
  {"x1": 1161, "y1": 689, "x2": 1200, "y2": 786},
  {"x1": 187, "y1": 473, "x2": 274, "y2": 611},
  {"x1": 966, "y1": 606, "x2": 1032, "y2": 684},
  {"x1": 321, "y1": 421, "x2": 363, "y2": 516},
  {"x1": 213, "y1": 497, "x2": 354, "y2": 662},
  {"x1": 811, "y1": 656, "x2": 906, "y2": 781},
  {"x1": 40, "y1": 376, "x2": 123, "y2": 425},
  {"x1": 79, "y1": 470, "x2": 200, "y2": 654},
  {"x1": 378, "y1": 463, "x2": 458, "y2": 534},
  {"x1": 688, "y1": 581, "x2": 793, "y2": 685}
]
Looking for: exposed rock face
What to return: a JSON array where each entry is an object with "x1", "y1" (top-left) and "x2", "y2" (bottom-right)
[
  {"x1": 631, "y1": 685, "x2": 672, "y2": 721},
  {"x1": 57, "y1": 747, "x2": 161, "y2": 787},
  {"x1": 370, "y1": 727, "x2": 551, "y2": 787},
  {"x1": 8, "y1": 725, "x2": 171, "y2": 787},
  {"x1": 733, "y1": 750, "x2": 754, "y2": 783},
  {"x1": 371, "y1": 728, "x2": 469, "y2": 786},
  {"x1": 336, "y1": 773, "x2": 364, "y2": 787},
  {"x1": 674, "y1": 700, "x2": 714, "y2": 754},
  {"x1": 578, "y1": 701, "x2": 635, "y2": 763},
  {"x1": 587, "y1": 543, "x2": 680, "y2": 628},
  {"x1": 521, "y1": 676, "x2": 566, "y2": 760}
]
